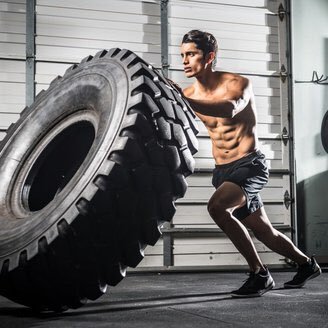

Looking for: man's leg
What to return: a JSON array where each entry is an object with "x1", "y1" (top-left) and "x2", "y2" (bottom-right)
[
  {"x1": 242, "y1": 207, "x2": 308, "y2": 264},
  {"x1": 208, "y1": 181, "x2": 275, "y2": 297},
  {"x1": 243, "y1": 206, "x2": 321, "y2": 288},
  {"x1": 207, "y1": 181, "x2": 264, "y2": 272}
]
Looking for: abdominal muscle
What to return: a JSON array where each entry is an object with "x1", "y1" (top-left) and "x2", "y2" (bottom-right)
[{"x1": 204, "y1": 117, "x2": 257, "y2": 165}]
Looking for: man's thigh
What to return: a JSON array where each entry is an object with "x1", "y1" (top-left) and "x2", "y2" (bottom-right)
[{"x1": 209, "y1": 181, "x2": 247, "y2": 211}]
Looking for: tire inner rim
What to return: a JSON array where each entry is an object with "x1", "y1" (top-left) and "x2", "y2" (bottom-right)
[{"x1": 21, "y1": 113, "x2": 96, "y2": 213}]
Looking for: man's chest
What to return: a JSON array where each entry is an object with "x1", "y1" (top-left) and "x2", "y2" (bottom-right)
[{"x1": 196, "y1": 113, "x2": 234, "y2": 130}]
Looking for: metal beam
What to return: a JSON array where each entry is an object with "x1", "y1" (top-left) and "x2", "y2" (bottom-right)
[
  {"x1": 161, "y1": 225, "x2": 292, "y2": 236},
  {"x1": 160, "y1": 0, "x2": 173, "y2": 267},
  {"x1": 26, "y1": 0, "x2": 36, "y2": 106},
  {"x1": 285, "y1": 0, "x2": 299, "y2": 247},
  {"x1": 163, "y1": 231, "x2": 173, "y2": 267},
  {"x1": 160, "y1": 0, "x2": 169, "y2": 77}
]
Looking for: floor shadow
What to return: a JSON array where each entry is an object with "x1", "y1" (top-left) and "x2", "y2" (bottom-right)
[
  {"x1": 0, "y1": 291, "x2": 232, "y2": 319},
  {"x1": 89, "y1": 291, "x2": 231, "y2": 306}
]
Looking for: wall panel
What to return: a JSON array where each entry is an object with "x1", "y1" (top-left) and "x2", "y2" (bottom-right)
[
  {"x1": 139, "y1": 0, "x2": 291, "y2": 269},
  {"x1": 0, "y1": 0, "x2": 26, "y2": 138}
]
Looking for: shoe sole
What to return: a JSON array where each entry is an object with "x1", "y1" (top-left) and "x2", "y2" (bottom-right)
[
  {"x1": 284, "y1": 267, "x2": 322, "y2": 289},
  {"x1": 231, "y1": 281, "x2": 275, "y2": 298}
]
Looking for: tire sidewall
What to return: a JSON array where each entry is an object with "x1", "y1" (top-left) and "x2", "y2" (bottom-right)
[{"x1": 0, "y1": 59, "x2": 130, "y2": 262}]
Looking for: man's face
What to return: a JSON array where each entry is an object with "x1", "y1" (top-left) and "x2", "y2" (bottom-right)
[{"x1": 180, "y1": 42, "x2": 206, "y2": 78}]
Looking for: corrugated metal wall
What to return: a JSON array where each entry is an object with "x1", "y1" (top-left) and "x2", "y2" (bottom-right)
[
  {"x1": 34, "y1": 0, "x2": 161, "y2": 94},
  {"x1": 0, "y1": 0, "x2": 292, "y2": 270},
  {"x1": 142, "y1": 0, "x2": 292, "y2": 269},
  {"x1": 0, "y1": 0, "x2": 26, "y2": 140}
]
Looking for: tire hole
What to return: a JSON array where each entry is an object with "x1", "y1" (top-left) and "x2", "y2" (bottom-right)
[{"x1": 23, "y1": 121, "x2": 95, "y2": 212}]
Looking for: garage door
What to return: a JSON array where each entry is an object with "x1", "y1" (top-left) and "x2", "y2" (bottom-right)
[
  {"x1": 0, "y1": 0, "x2": 292, "y2": 270},
  {"x1": 140, "y1": 0, "x2": 293, "y2": 270},
  {"x1": 0, "y1": 0, "x2": 26, "y2": 141},
  {"x1": 33, "y1": 0, "x2": 161, "y2": 95}
]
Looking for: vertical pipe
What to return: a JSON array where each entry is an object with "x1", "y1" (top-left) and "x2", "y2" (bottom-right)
[
  {"x1": 26, "y1": 0, "x2": 36, "y2": 106},
  {"x1": 161, "y1": 0, "x2": 173, "y2": 267},
  {"x1": 285, "y1": 0, "x2": 299, "y2": 247},
  {"x1": 160, "y1": 0, "x2": 169, "y2": 78},
  {"x1": 163, "y1": 231, "x2": 173, "y2": 268}
]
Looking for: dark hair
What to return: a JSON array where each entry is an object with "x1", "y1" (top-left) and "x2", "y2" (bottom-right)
[{"x1": 182, "y1": 30, "x2": 218, "y2": 67}]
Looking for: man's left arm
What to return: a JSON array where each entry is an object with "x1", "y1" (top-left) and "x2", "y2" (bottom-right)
[{"x1": 228, "y1": 77, "x2": 252, "y2": 118}]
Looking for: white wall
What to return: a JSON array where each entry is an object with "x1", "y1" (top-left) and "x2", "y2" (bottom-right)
[{"x1": 292, "y1": 0, "x2": 328, "y2": 258}]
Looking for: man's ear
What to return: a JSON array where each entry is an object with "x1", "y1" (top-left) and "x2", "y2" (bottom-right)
[{"x1": 205, "y1": 51, "x2": 216, "y2": 68}]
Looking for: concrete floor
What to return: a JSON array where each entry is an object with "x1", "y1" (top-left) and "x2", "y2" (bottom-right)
[{"x1": 0, "y1": 270, "x2": 327, "y2": 328}]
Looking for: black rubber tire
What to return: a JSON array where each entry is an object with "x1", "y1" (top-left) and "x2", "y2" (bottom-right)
[
  {"x1": 321, "y1": 110, "x2": 328, "y2": 153},
  {"x1": 0, "y1": 48, "x2": 198, "y2": 311}
]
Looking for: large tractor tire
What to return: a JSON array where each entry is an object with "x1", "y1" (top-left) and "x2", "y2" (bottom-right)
[{"x1": 0, "y1": 48, "x2": 198, "y2": 311}]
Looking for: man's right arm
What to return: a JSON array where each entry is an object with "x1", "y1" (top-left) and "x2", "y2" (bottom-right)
[
  {"x1": 184, "y1": 96, "x2": 235, "y2": 118},
  {"x1": 183, "y1": 77, "x2": 252, "y2": 118}
]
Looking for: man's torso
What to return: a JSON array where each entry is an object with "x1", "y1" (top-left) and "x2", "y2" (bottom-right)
[{"x1": 183, "y1": 71, "x2": 258, "y2": 165}]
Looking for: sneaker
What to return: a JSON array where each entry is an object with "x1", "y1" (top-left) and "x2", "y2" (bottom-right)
[
  {"x1": 284, "y1": 256, "x2": 322, "y2": 288},
  {"x1": 231, "y1": 267, "x2": 275, "y2": 298}
]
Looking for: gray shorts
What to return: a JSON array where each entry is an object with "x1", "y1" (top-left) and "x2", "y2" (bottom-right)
[{"x1": 212, "y1": 150, "x2": 269, "y2": 220}]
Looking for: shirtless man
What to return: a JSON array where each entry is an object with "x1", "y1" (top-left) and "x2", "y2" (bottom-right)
[{"x1": 179, "y1": 30, "x2": 321, "y2": 297}]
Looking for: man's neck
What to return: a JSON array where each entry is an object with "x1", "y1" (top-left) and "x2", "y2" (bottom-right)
[{"x1": 194, "y1": 71, "x2": 221, "y2": 94}]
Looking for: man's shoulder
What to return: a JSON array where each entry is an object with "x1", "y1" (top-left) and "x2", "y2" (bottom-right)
[
  {"x1": 219, "y1": 71, "x2": 249, "y2": 85},
  {"x1": 182, "y1": 85, "x2": 195, "y2": 97},
  {"x1": 218, "y1": 72, "x2": 250, "y2": 94}
]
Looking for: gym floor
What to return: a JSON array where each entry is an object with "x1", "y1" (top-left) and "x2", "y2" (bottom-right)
[{"x1": 0, "y1": 269, "x2": 327, "y2": 328}]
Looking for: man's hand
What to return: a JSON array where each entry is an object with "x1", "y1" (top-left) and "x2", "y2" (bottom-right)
[{"x1": 166, "y1": 78, "x2": 183, "y2": 95}]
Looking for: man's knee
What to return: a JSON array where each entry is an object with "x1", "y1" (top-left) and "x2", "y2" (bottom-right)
[
  {"x1": 207, "y1": 196, "x2": 222, "y2": 217},
  {"x1": 207, "y1": 190, "x2": 238, "y2": 217},
  {"x1": 250, "y1": 222, "x2": 278, "y2": 242},
  {"x1": 246, "y1": 213, "x2": 279, "y2": 242},
  {"x1": 207, "y1": 182, "x2": 246, "y2": 226},
  {"x1": 207, "y1": 196, "x2": 230, "y2": 227}
]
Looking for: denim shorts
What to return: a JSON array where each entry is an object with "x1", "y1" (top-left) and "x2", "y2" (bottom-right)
[{"x1": 212, "y1": 150, "x2": 269, "y2": 220}]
